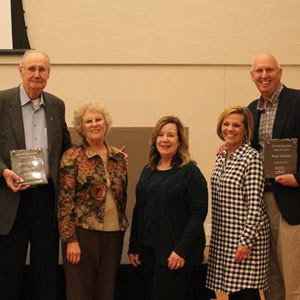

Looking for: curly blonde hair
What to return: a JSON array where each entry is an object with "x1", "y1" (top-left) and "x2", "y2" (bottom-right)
[{"x1": 73, "y1": 102, "x2": 112, "y2": 137}]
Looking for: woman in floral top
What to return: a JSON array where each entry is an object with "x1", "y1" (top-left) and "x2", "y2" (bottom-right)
[{"x1": 58, "y1": 102, "x2": 128, "y2": 300}]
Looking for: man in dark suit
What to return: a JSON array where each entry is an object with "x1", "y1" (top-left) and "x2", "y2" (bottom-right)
[
  {"x1": 0, "y1": 50, "x2": 71, "y2": 300},
  {"x1": 248, "y1": 53, "x2": 300, "y2": 300}
]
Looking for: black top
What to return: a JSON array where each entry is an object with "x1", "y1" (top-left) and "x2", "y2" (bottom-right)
[
  {"x1": 128, "y1": 162, "x2": 208, "y2": 266},
  {"x1": 142, "y1": 168, "x2": 175, "y2": 246}
]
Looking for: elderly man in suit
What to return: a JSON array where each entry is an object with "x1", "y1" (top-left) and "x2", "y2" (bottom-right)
[
  {"x1": 248, "y1": 53, "x2": 300, "y2": 300},
  {"x1": 0, "y1": 50, "x2": 71, "y2": 300}
]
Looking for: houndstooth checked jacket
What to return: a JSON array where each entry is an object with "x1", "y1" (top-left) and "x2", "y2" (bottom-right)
[{"x1": 206, "y1": 143, "x2": 270, "y2": 294}]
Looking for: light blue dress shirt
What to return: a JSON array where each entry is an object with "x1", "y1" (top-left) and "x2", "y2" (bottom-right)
[{"x1": 20, "y1": 85, "x2": 49, "y2": 177}]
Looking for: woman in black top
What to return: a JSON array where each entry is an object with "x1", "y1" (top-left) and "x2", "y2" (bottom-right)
[{"x1": 128, "y1": 116, "x2": 208, "y2": 300}]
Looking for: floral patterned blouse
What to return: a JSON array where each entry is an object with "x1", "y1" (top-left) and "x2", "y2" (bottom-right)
[{"x1": 58, "y1": 142, "x2": 128, "y2": 243}]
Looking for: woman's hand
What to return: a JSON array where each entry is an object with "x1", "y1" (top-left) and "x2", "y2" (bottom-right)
[
  {"x1": 234, "y1": 245, "x2": 251, "y2": 262},
  {"x1": 128, "y1": 254, "x2": 140, "y2": 267},
  {"x1": 66, "y1": 242, "x2": 81, "y2": 264},
  {"x1": 167, "y1": 251, "x2": 185, "y2": 270}
]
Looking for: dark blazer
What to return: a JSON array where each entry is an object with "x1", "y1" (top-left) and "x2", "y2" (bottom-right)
[
  {"x1": 128, "y1": 162, "x2": 208, "y2": 266},
  {"x1": 248, "y1": 86, "x2": 300, "y2": 225},
  {"x1": 0, "y1": 87, "x2": 71, "y2": 235}
]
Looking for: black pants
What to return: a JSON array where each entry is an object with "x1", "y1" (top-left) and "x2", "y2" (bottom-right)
[
  {"x1": 0, "y1": 182, "x2": 58, "y2": 300},
  {"x1": 63, "y1": 228, "x2": 124, "y2": 300},
  {"x1": 229, "y1": 289, "x2": 261, "y2": 300},
  {"x1": 141, "y1": 246, "x2": 194, "y2": 300}
]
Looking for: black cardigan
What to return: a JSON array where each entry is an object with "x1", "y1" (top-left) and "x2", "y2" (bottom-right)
[{"x1": 128, "y1": 162, "x2": 208, "y2": 266}]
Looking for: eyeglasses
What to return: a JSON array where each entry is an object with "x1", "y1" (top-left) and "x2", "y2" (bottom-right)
[{"x1": 23, "y1": 66, "x2": 49, "y2": 75}]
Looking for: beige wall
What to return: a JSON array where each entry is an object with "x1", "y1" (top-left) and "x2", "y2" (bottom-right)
[
  {"x1": 2, "y1": 0, "x2": 300, "y2": 261},
  {"x1": 2, "y1": 0, "x2": 300, "y2": 64}
]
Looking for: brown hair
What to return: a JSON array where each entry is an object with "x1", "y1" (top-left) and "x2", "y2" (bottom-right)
[
  {"x1": 149, "y1": 116, "x2": 191, "y2": 170},
  {"x1": 216, "y1": 105, "x2": 253, "y2": 143}
]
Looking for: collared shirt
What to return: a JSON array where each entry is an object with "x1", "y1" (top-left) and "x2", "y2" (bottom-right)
[
  {"x1": 20, "y1": 85, "x2": 49, "y2": 176},
  {"x1": 257, "y1": 83, "x2": 283, "y2": 154},
  {"x1": 57, "y1": 142, "x2": 128, "y2": 243}
]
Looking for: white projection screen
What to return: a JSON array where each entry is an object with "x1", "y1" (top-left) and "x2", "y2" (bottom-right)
[
  {"x1": 0, "y1": 0, "x2": 30, "y2": 53},
  {"x1": 0, "y1": 0, "x2": 12, "y2": 49}
]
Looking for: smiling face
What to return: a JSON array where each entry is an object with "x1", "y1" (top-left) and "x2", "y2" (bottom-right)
[
  {"x1": 250, "y1": 53, "x2": 282, "y2": 101},
  {"x1": 221, "y1": 113, "x2": 246, "y2": 152},
  {"x1": 81, "y1": 109, "x2": 107, "y2": 145},
  {"x1": 156, "y1": 122, "x2": 180, "y2": 160},
  {"x1": 19, "y1": 52, "x2": 50, "y2": 99}
]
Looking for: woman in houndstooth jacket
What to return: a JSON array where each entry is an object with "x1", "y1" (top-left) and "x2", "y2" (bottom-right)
[{"x1": 206, "y1": 106, "x2": 270, "y2": 300}]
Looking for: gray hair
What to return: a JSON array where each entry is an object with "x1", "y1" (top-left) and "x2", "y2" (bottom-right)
[
  {"x1": 73, "y1": 102, "x2": 112, "y2": 137},
  {"x1": 20, "y1": 50, "x2": 51, "y2": 69}
]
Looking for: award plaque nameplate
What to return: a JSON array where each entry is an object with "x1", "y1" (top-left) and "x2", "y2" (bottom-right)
[
  {"x1": 10, "y1": 148, "x2": 48, "y2": 185},
  {"x1": 264, "y1": 138, "x2": 298, "y2": 178}
]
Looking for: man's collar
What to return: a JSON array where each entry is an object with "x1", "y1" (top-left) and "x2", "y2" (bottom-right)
[
  {"x1": 257, "y1": 83, "x2": 283, "y2": 110},
  {"x1": 19, "y1": 85, "x2": 45, "y2": 106}
]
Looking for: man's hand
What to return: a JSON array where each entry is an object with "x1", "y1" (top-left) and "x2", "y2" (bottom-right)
[
  {"x1": 128, "y1": 254, "x2": 140, "y2": 267},
  {"x1": 217, "y1": 143, "x2": 227, "y2": 155},
  {"x1": 275, "y1": 174, "x2": 299, "y2": 187},
  {"x1": 167, "y1": 251, "x2": 185, "y2": 270},
  {"x1": 66, "y1": 242, "x2": 81, "y2": 264},
  {"x1": 2, "y1": 169, "x2": 29, "y2": 192}
]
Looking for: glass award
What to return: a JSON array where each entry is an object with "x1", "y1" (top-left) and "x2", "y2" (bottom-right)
[
  {"x1": 264, "y1": 138, "x2": 298, "y2": 178},
  {"x1": 10, "y1": 148, "x2": 48, "y2": 185}
]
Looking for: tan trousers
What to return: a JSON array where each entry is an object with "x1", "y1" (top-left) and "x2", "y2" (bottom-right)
[{"x1": 264, "y1": 192, "x2": 300, "y2": 300}]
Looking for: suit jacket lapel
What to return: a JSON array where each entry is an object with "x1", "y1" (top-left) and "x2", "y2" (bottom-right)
[
  {"x1": 273, "y1": 87, "x2": 291, "y2": 139},
  {"x1": 252, "y1": 104, "x2": 261, "y2": 150},
  {"x1": 43, "y1": 93, "x2": 55, "y2": 156},
  {"x1": 8, "y1": 88, "x2": 26, "y2": 149}
]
